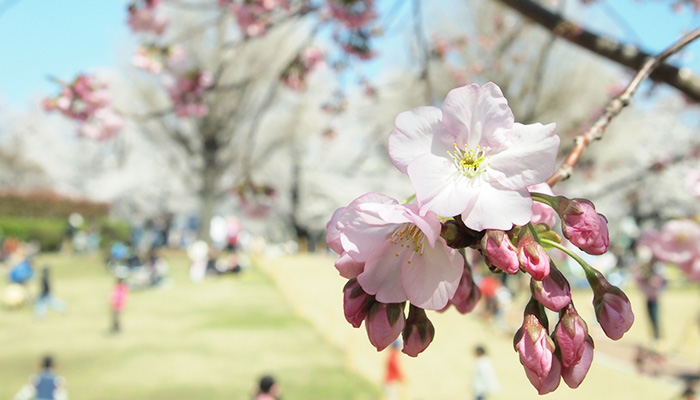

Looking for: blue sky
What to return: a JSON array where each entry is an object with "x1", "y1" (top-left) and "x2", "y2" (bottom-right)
[
  {"x1": 0, "y1": 0, "x2": 128, "y2": 106},
  {"x1": 0, "y1": 0, "x2": 698, "y2": 107}
]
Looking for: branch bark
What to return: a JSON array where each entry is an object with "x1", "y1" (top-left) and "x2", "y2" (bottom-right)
[
  {"x1": 547, "y1": 26, "x2": 700, "y2": 186},
  {"x1": 497, "y1": 0, "x2": 700, "y2": 102}
]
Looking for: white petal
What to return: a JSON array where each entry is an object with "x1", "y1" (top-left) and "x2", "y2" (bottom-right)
[
  {"x1": 407, "y1": 153, "x2": 476, "y2": 218},
  {"x1": 488, "y1": 122, "x2": 560, "y2": 190},
  {"x1": 357, "y1": 239, "x2": 409, "y2": 303},
  {"x1": 388, "y1": 106, "x2": 446, "y2": 174},
  {"x1": 441, "y1": 83, "x2": 513, "y2": 150},
  {"x1": 461, "y1": 186, "x2": 532, "y2": 231},
  {"x1": 401, "y1": 240, "x2": 463, "y2": 310}
]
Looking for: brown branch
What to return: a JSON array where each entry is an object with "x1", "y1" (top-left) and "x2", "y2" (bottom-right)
[
  {"x1": 547, "y1": 26, "x2": 700, "y2": 186},
  {"x1": 497, "y1": 0, "x2": 700, "y2": 102}
]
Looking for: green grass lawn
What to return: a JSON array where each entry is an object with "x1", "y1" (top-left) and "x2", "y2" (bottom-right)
[{"x1": 0, "y1": 251, "x2": 380, "y2": 400}]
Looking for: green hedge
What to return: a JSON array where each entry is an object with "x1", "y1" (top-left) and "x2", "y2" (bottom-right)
[
  {"x1": 0, "y1": 218, "x2": 66, "y2": 251},
  {"x1": 0, "y1": 217, "x2": 131, "y2": 252}
]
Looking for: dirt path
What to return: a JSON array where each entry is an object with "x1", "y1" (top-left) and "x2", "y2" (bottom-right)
[{"x1": 258, "y1": 253, "x2": 700, "y2": 399}]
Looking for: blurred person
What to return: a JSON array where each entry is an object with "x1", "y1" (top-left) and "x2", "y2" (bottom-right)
[
  {"x1": 13, "y1": 355, "x2": 67, "y2": 400},
  {"x1": 637, "y1": 259, "x2": 666, "y2": 342},
  {"x1": 478, "y1": 275, "x2": 501, "y2": 323},
  {"x1": 34, "y1": 266, "x2": 67, "y2": 319},
  {"x1": 253, "y1": 375, "x2": 281, "y2": 400},
  {"x1": 383, "y1": 341, "x2": 404, "y2": 400},
  {"x1": 110, "y1": 277, "x2": 129, "y2": 333},
  {"x1": 472, "y1": 345, "x2": 499, "y2": 400}
]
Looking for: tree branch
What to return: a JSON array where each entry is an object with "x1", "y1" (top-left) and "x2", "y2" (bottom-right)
[
  {"x1": 497, "y1": 0, "x2": 700, "y2": 102},
  {"x1": 547, "y1": 26, "x2": 700, "y2": 186}
]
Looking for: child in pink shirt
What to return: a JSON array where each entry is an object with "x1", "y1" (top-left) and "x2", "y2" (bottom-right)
[{"x1": 110, "y1": 278, "x2": 129, "y2": 333}]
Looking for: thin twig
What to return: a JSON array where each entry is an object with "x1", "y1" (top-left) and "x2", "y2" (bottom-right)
[
  {"x1": 497, "y1": 0, "x2": 700, "y2": 102},
  {"x1": 547, "y1": 26, "x2": 700, "y2": 186}
]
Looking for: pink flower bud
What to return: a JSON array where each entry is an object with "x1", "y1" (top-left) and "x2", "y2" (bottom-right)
[
  {"x1": 439, "y1": 267, "x2": 481, "y2": 314},
  {"x1": 401, "y1": 306, "x2": 435, "y2": 357},
  {"x1": 588, "y1": 270, "x2": 634, "y2": 340},
  {"x1": 559, "y1": 198, "x2": 609, "y2": 255},
  {"x1": 518, "y1": 236, "x2": 550, "y2": 281},
  {"x1": 554, "y1": 303, "x2": 588, "y2": 367},
  {"x1": 530, "y1": 267, "x2": 571, "y2": 312},
  {"x1": 335, "y1": 252, "x2": 364, "y2": 279},
  {"x1": 343, "y1": 279, "x2": 372, "y2": 328},
  {"x1": 365, "y1": 302, "x2": 405, "y2": 351},
  {"x1": 482, "y1": 230, "x2": 520, "y2": 274},
  {"x1": 562, "y1": 336, "x2": 594, "y2": 388},
  {"x1": 514, "y1": 299, "x2": 558, "y2": 393},
  {"x1": 524, "y1": 352, "x2": 561, "y2": 395}
]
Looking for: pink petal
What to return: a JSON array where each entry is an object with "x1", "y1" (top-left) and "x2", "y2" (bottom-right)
[
  {"x1": 488, "y1": 122, "x2": 559, "y2": 190},
  {"x1": 461, "y1": 186, "x2": 532, "y2": 231},
  {"x1": 357, "y1": 239, "x2": 409, "y2": 303},
  {"x1": 388, "y1": 106, "x2": 446, "y2": 174},
  {"x1": 334, "y1": 252, "x2": 364, "y2": 279},
  {"x1": 400, "y1": 239, "x2": 463, "y2": 310},
  {"x1": 441, "y1": 82, "x2": 513, "y2": 150},
  {"x1": 356, "y1": 202, "x2": 409, "y2": 226}
]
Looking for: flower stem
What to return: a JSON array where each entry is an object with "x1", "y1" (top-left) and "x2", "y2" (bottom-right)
[
  {"x1": 539, "y1": 238, "x2": 596, "y2": 279},
  {"x1": 530, "y1": 192, "x2": 556, "y2": 207}
]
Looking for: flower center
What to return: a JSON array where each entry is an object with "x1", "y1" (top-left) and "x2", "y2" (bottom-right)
[
  {"x1": 389, "y1": 223, "x2": 425, "y2": 263},
  {"x1": 448, "y1": 143, "x2": 489, "y2": 177}
]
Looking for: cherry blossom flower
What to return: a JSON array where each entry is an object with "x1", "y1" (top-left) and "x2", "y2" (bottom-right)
[
  {"x1": 127, "y1": 0, "x2": 168, "y2": 35},
  {"x1": 643, "y1": 219, "x2": 700, "y2": 280},
  {"x1": 327, "y1": 0, "x2": 377, "y2": 29},
  {"x1": 44, "y1": 74, "x2": 123, "y2": 139},
  {"x1": 388, "y1": 82, "x2": 559, "y2": 231},
  {"x1": 327, "y1": 192, "x2": 463, "y2": 310},
  {"x1": 166, "y1": 69, "x2": 213, "y2": 118}
]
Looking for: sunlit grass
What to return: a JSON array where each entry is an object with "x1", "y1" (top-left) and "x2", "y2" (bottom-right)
[{"x1": 0, "y1": 250, "x2": 380, "y2": 400}]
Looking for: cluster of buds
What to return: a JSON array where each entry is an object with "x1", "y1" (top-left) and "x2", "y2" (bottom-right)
[
  {"x1": 325, "y1": 0, "x2": 378, "y2": 60},
  {"x1": 219, "y1": 0, "x2": 291, "y2": 37},
  {"x1": 326, "y1": 82, "x2": 634, "y2": 394},
  {"x1": 132, "y1": 44, "x2": 188, "y2": 75},
  {"x1": 641, "y1": 219, "x2": 700, "y2": 281},
  {"x1": 127, "y1": 0, "x2": 168, "y2": 36},
  {"x1": 326, "y1": 0, "x2": 376, "y2": 29},
  {"x1": 43, "y1": 75, "x2": 124, "y2": 140},
  {"x1": 281, "y1": 47, "x2": 324, "y2": 91},
  {"x1": 166, "y1": 69, "x2": 213, "y2": 118}
]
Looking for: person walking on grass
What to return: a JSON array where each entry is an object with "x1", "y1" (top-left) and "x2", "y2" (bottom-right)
[
  {"x1": 472, "y1": 345, "x2": 500, "y2": 400},
  {"x1": 110, "y1": 277, "x2": 129, "y2": 333},
  {"x1": 35, "y1": 266, "x2": 67, "y2": 319},
  {"x1": 13, "y1": 355, "x2": 67, "y2": 400}
]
